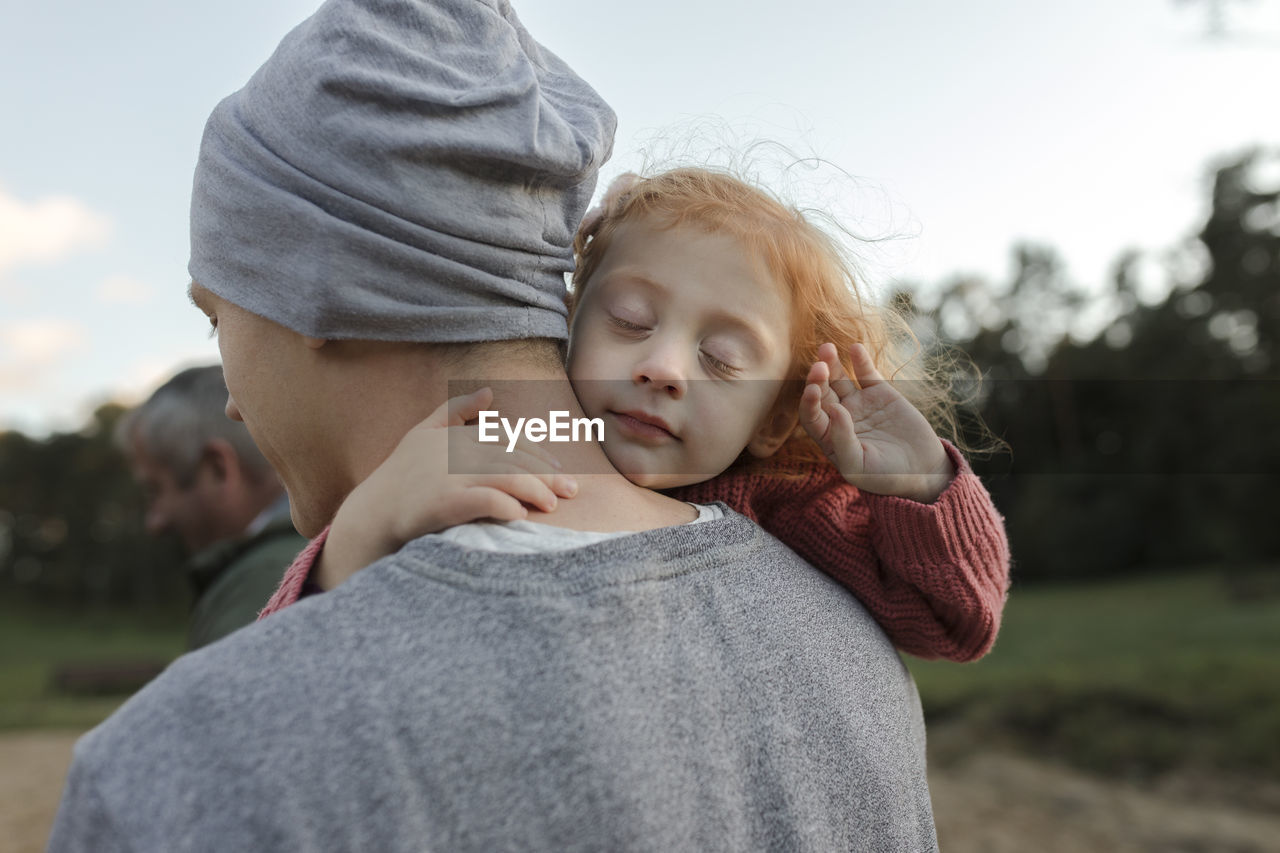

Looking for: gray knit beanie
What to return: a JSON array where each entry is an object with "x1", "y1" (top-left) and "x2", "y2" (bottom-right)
[{"x1": 189, "y1": 0, "x2": 615, "y2": 343}]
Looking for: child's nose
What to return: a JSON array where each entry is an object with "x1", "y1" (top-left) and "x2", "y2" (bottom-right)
[{"x1": 632, "y1": 343, "x2": 687, "y2": 399}]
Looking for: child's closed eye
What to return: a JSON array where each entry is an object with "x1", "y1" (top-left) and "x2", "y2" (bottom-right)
[
  {"x1": 701, "y1": 350, "x2": 741, "y2": 376},
  {"x1": 608, "y1": 316, "x2": 650, "y2": 335}
]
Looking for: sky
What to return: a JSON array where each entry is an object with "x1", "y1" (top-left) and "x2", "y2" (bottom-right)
[{"x1": 2, "y1": 0, "x2": 1278, "y2": 435}]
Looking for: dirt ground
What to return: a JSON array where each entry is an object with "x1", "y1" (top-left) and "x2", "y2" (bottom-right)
[
  {"x1": 5, "y1": 729, "x2": 1278, "y2": 853},
  {"x1": 1, "y1": 731, "x2": 80, "y2": 853},
  {"x1": 929, "y1": 751, "x2": 1280, "y2": 853}
]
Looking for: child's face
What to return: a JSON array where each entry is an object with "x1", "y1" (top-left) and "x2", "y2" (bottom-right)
[{"x1": 566, "y1": 215, "x2": 792, "y2": 489}]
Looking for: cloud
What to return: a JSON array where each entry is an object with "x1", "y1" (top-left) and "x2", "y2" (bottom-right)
[
  {"x1": 97, "y1": 274, "x2": 152, "y2": 304},
  {"x1": 111, "y1": 351, "x2": 223, "y2": 409},
  {"x1": 3, "y1": 319, "x2": 85, "y2": 361},
  {"x1": 113, "y1": 359, "x2": 184, "y2": 407},
  {"x1": 0, "y1": 187, "x2": 111, "y2": 277},
  {"x1": 0, "y1": 319, "x2": 88, "y2": 392}
]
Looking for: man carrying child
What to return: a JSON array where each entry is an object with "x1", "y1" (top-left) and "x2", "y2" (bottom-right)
[{"x1": 48, "y1": 1, "x2": 940, "y2": 849}]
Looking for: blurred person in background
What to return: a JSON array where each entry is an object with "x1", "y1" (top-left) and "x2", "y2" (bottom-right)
[{"x1": 116, "y1": 365, "x2": 305, "y2": 649}]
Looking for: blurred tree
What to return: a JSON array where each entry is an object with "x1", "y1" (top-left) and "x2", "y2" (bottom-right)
[
  {"x1": 2, "y1": 150, "x2": 1276, "y2": 608},
  {"x1": 916, "y1": 147, "x2": 1279, "y2": 580},
  {"x1": 0, "y1": 404, "x2": 187, "y2": 612}
]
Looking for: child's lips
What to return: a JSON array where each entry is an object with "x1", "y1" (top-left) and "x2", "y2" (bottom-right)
[{"x1": 610, "y1": 410, "x2": 679, "y2": 442}]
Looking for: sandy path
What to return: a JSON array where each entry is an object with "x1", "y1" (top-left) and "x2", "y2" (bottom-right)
[
  {"x1": 5, "y1": 729, "x2": 1279, "y2": 852},
  {"x1": 930, "y1": 751, "x2": 1280, "y2": 853},
  {"x1": 0, "y1": 731, "x2": 78, "y2": 853}
]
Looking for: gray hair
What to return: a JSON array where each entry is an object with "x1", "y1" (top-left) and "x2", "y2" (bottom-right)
[{"x1": 116, "y1": 365, "x2": 274, "y2": 487}]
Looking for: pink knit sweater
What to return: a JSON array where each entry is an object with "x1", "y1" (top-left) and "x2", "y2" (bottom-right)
[{"x1": 261, "y1": 440, "x2": 1010, "y2": 661}]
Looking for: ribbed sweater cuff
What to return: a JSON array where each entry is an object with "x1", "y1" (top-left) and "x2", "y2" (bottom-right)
[
  {"x1": 861, "y1": 441, "x2": 1009, "y2": 656},
  {"x1": 257, "y1": 525, "x2": 330, "y2": 620},
  {"x1": 864, "y1": 442, "x2": 983, "y2": 554}
]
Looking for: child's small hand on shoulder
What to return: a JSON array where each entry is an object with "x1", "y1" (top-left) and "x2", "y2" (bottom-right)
[
  {"x1": 799, "y1": 343, "x2": 955, "y2": 503},
  {"x1": 316, "y1": 388, "x2": 578, "y2": 589}
]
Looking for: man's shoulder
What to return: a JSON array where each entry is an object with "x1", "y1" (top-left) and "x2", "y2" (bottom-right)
[
  {"x1": 83, "y1": 505, "x2": 892, "y2": 759},
  {"x1": 84, "y1": 610, "x2": 310, "y2": 752},
  {"x1": 59, "y1": 512, "x2": 934, "y2": 852},
  {"x1": 68, "y1": 593, "x2": 352, "y2": 817},
  {"x1": 187, "y1": 528, "x2": 309, "y2": 648},
  {"x1": 225, "y1": 525, "x2": 308, "y2": 577},
  {"x1": 202, "y1": 526, "x2": 307, "y2": 608},
  {"x1": 56, "y1": 608, "x2": 341, "y2": 851}
]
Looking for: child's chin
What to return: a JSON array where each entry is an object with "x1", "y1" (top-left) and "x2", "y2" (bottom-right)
[
  {"x1": 604, "y1": 445, "x2": 707, "y2": 491},
  {"x1": 621, "y1": 467, "x2": 702, "y2": 492}
]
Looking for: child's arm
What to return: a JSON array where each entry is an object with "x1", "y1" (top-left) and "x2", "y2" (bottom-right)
[
  {"x1": 673, "y1": 343, "x2": 1009, "y2": 661},
  {"x1": 676, "y1": 442, "x2": 1009, "y2": 661},
  {"x1": 800, "y1": 343, "x2": 1008, "y2": 660},
  {"x1": 257, "y1": 388, "x2": 577, "y2": 618}
]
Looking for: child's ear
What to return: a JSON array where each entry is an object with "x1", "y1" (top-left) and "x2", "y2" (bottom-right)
[{"x1": 747, "y1": 408, "x2": 798, "y2": 459}]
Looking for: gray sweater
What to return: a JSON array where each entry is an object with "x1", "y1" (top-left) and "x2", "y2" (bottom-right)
[{"x1": 49, "y1": 509, "x2": 937, "y2": 852}]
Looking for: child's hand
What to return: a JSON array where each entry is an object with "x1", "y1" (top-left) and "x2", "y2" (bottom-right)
[
  {"x1": 367, "y1": 387, "x2": 578, "y2": 532},
  {"x1": 799, "y1": 343, "x2": 954, "y2": 503},
  {"x1": 315, "y1": 388, "x2": 578, "y2": 589}
]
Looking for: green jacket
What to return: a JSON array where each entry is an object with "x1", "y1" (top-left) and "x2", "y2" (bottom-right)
[{"x1": 184, "y1": 500, "x2": 307, "y2": 650}]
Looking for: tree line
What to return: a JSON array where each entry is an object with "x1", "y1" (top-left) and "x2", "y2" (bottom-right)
[
  {"x1": 1, "y1": 149, "x2": 1276, "y2": 610},
  {"x1": 917, "y1": 148, "x2": 1278, "y2": 581}
]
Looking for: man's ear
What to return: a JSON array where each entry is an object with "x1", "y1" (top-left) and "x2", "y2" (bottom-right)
[
  {"x1": 747, "y1": 407, "x2": 798, "y2": 459},
  {"x1": 200, "y1": 439, "x2": 240, "y2": 485},
  {"x1": 302, "y1": 335, "x2": 327, "y2": 350}
]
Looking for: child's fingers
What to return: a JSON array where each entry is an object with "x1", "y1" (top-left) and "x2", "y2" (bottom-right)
[
  {"x1": 847, "y1": 343, "x2": 884, "y2": 388},
  {"x1": 808, "y1": 356, "x2": 852, "y2": 420},
  {"x1": 424, "y1": 387, "x2": 494, "y2": 429},
  {"x1": 472, "y1": 469, "x2": 565, "y2": 513},
  {"x1": 806, "y1": 357, "x2": 830, "y2": 388},
  {"x1": 444, "y1": 489, "x2": 529, "y2": 526},
  {"x1": 804, "y1": 350, "x2": 866, "y2": 475},
  {"x1": 506, "y1": 460, "x2": 577, "y2": 499},
  {"x1": 802, "y1": 357, "x2": 860, "y2": 450},
  {"x1": 478, "y1": 444, "x2": 575, "y2": 497},
  {"x1": 453, "y1": 428, "x2": 564, "y2": 474},
  {"x1": 551, "y1": 475, "x2": 579, "y2": 499},
  {"x1": 505, "y1": 434, "x2": 565, "y2": 471},
  {"x1": 452, "y1": 437, "x2": 576, "y2": 499},
  {"x1": 818, "y1": 342, "x2": 859, "y2": 399},
  {"x1": 823, "y1": 395, "x2": 863, "y2": 472},
  {"x1": 799, "y1": 382, "x2": 830, "y2": 442}
]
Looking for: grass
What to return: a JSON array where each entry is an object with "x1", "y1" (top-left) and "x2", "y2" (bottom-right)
[
  {"x1": 906, "y1": 566, "x2": 1280, "y2": 780},
  {"x1": 0, "y1": 603, "x2": 185, "y2": 730},
  {"x1": 3, "y1": 568, "x2": 1278, "y2": 782}
]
